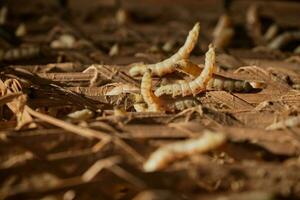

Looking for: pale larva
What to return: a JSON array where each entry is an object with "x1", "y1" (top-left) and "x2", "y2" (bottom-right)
[
  {"x1": 129, "y1": 22, "x2": 200, "y2": 77},
  {"x1": 141, "y1": 69, "x2": 165, "y2": 112},
  {"x1": 143, "y1": 130, "x2": 226, "y2": 172},
  {"x1": 154, "y1": 44, "x2": 216, "y2": 97},
  {"x1": 0, "y1": 46, "x2": 40, "y2": 61}
]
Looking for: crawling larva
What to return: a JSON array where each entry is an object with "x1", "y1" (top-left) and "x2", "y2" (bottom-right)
[
  {"x1": 154, "y1": 44, "x2": 216, "y2": 97},
  {"x1": 266, "y1": 116, "x2": 300, "y2": 131},
  {"x1": 175, "y1": 61, "x2": 261, "y2": 92},
  {"x1": 206, "y1": 75, "x2": 256, "y2": 92},
  {"x1": 0, "y1": 46, "x2": 40, "y2": 61},
  {"x1": 268, "y1": 31, "x2": 300, "y2": 50},
  {"x1": 141, "y1": 69, "x2": 165, "y2": 112},
  {"x1": 213, "y1": 14, "x2": 234, "y2": 49},
  {"x1": 129, "y1": 22, "x2": 200, "y2": 77},
  {"x1": 143, "y1": 130, "x2": 226, "y2": 172}
]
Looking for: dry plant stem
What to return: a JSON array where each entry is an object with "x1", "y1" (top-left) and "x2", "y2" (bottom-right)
[
  {"x1": 0, "y1": 46, "x2": 40, "y2": 61},
  {"x1": 213, "y1": 14, "x2": 234, "y2": 49},
  {"x1": 25, "y1": 106, "x2": 145, "y2": 163},
  {"x1": 0, "y1": 92, "x2": 22, "y2": 106},
  {"x1": 82, "y1": 156, "x2": 121, "y2": 182},
  {"x1": 141, "y1": 70, "x2": 165, "y2": 112},
  {"x1": 266, "y1": 116, "x2": 300, "y2": 131},
  {"x1": 143, "y1": 130, "x2": 226, "y2": 172},
  {"x1": 155, "y1": 45, "x2": 216, "y2": 97},
  {"x1": 129, "y1": 22, "x2": 200, "y2": 77},
  {"x1": 268, "y1": 31, "x2": 300, "y2": 50}
]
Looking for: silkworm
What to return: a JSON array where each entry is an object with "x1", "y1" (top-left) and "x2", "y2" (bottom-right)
[
  {"x1": 154, "y1": 44, "x2": 216, "y2": 97},
  {"x1": 129, "y1": 22, "x2": 200, "y2": 77},
  {"x1": 213, "y1": 14, "x2": 234, "y2": 49},
  {"x1": 268, "y1": 31, "x2": 300, "y2": 50},
  {"x1": 0, "y1": 46, "x2": 40, "y2": 61},
  {"x1": 141, "y1": 69, "x2": 165, "y2": 112},
  {"x1": 266, "y1": 116, "x2": 300, "y2": 131},
  {"x1": 143, "y1": 130, "x2": 226, "y2": 172}
]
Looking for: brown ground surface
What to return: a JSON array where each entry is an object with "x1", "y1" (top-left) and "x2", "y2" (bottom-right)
[{"x1": 1, "y1": 0, "x2": 300, "y2": 199}]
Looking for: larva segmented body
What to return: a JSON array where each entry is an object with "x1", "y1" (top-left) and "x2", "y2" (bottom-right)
[
  {"x1": 0, "y1": 46, "x2": 40, "y2": 61},
  {"x1": 172, "y1": 98, "x2": 200, "y2": 111},
  {"x1": 206, "y1": 76, "x2": 254, "y2": 92},
  {"x1": 129, "y1": 23, "x2": 200, "y2": 77},
  {"x1": 175, "y1": 62, "x2": 260, "y2": 92},
  {"x1": 141, "y1": 69, "x2": 164, "y2": 112},
  {"x1": 143, "y1": 130, "x2": 226, "y2": 172},
  {"x1": 154, "y1": 44, "x2": 216, "y2": 97}
]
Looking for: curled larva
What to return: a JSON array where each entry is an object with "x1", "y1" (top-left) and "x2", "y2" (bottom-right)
[
  {"x1": 129, "y1": 22, "x2": 200, "y2": 77},
  {"x1": 213, "y1": 14, "x2": 234, "y2": 49},
  {"x1": 267, "y1": 31, "x2": 300, "y2": 50},
  {"x1": 266, "y1": 116, "x2": 300, "y2": 131},
  {"x1": 154, "y1": 44, "x2": 216, "y2": 97},
  {"x1": 141, "y1": 69, "x2": 164, "y2": 112},
  {"x1": 143, "y1": 130, "x2": 226, "y2": 172},
  {"x1": 0, "y1": 46, "x2": 40, "y2": 61}
]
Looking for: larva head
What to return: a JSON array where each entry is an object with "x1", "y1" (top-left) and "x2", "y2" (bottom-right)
[
  {"x1": 192, "y1": 22, "x2": 200, "y2": 34},
  {"x1": 205, "y1": 44, "x2": 216, "y2": 73}
]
